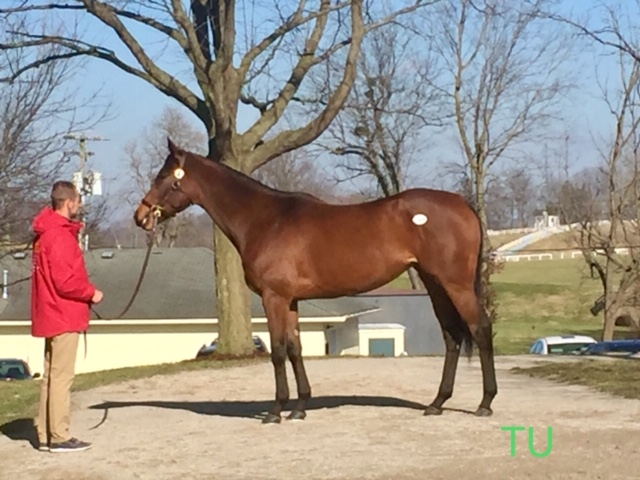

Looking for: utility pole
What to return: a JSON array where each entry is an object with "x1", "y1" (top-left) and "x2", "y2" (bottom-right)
[
  {"x1": 564, "y1": 134, "x2": 570, "y2": 182},
  {"x1": 63, "y1": 132, "x2": 108, "y2": 251}
]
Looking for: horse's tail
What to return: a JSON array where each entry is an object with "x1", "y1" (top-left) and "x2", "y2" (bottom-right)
[{"x1": 461, "y1": 203, "x2": 486, "y2": 359}]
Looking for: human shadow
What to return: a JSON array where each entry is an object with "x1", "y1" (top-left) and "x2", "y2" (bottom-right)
[
  {"x1": 0, "y1": 418, "x2": 39, "y2": 450},
  {"x1": 87, "y1": 395, "x2": 476, "y2": 422}
]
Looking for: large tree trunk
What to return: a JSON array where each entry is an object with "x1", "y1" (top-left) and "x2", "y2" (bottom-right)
[
  {"x1": 474, "y1": 169, "x2": 489, "y2": 240},
  {"x1": 602, "y1": 298, "x2": 617, "y2": 341},
  {"x1": 213, "y1": 226, "x2": 254, "y2": 355},
  {"x1": 207, "y1": 136, "x2": 255, "y2": 355},
  {"x1": 603, "y1": 278, "x2": 619, "y2": 341}
]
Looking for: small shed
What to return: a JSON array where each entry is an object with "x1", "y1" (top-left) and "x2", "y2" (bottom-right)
[
  {"x1": 358, "y1": 323, "x2": 407, "y2": 357},
  {"x1": 354, "y1": 288, "x2": 445, "y2": 355}
]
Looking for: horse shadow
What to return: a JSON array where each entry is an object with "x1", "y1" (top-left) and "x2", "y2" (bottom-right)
[
  {"x1": 0, "y1": 418, "x2": 39, "y2": 449},
  {"x1": 0, "y1": 397, "x2": 477, "y2": 446},
  {"x1": 86, "y1": 395, "x2": 476, "y2": 423}
]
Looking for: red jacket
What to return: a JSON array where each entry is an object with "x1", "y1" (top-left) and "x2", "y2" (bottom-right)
[{"x1": 30, "y1": 207, "x2": 96, "y2": 338}]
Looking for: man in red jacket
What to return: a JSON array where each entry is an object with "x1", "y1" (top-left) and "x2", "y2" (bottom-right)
[{"x1": 31, "y1": 180, "x2": 103, "y2": 453}]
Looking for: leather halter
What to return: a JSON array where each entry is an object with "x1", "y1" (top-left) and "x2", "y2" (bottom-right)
[{"x1": 141, "y1": 167, "x2": 189, "y2": 227}]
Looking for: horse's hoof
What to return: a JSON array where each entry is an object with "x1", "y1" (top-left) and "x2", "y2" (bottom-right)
[
  {"x1": 262, "y1": 413, "x2": 282, "y2": 424},
  {"x1": 474, "y1": 407, "x2": 493, "y2": 417},
  {"x1": 287, "y1": 410, "x2": 306, "y2": 421},
  {"x1": 423, "y1": 405, "x2": 443, "y2": 416}
]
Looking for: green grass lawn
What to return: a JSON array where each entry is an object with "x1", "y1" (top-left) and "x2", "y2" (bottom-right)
[
  {"x1": 511, "y1": 358, "x2": 640, "y2": 399},
  {"x1": 491, "y1": 258, "x2": 605, "y2": 354}
]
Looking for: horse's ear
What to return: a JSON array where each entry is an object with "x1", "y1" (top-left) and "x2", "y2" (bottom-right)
[
  {"x1": 168, "y1": 137, "x2": 186, "y2": 167},
  {"x1": 167, "y1": 137, "x2": 178, "y2": 155},
  {"x1": 176, "y1": 151, "x2": 186, "y2": 168}
]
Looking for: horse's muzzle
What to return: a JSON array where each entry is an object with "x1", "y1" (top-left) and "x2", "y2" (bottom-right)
[{"x1": 134, "y1": 204, "x2": 155, "y2": 231}]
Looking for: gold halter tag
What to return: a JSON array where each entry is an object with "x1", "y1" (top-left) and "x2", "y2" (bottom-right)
[{"x1": 174, "y1": 168, "x2": 185, "y2": 180}]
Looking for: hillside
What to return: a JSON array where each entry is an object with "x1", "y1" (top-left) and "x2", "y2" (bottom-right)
[
  {"x1": 526, "y1": 221, "x2": 640, "y2": 251},
  {"x1": 489, "y1": 232, "x2": 529, "y2": 248}
]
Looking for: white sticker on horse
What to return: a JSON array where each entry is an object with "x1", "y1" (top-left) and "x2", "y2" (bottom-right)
[
  {"x1": 174, "y1": 168, "x2": 185, "y2": 179},
  {"x1": 412, "y1": 213, "x2": 428, "y2": 225}
]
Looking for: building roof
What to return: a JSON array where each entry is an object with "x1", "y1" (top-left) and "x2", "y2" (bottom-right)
[
  {"x1": 358, "y1": 323, "x2": 406, "y2": 330},
  {"x1": 358, "y1": 287, "x2": 429, "y2": 296},
  {"x1": 0, "y1": 247, "x2": 379, "y2": 321}
]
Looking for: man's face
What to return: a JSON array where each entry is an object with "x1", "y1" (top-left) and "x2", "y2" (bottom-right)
[{"x1": 66, "y1": 194, "x2": 81, "y2": 219}]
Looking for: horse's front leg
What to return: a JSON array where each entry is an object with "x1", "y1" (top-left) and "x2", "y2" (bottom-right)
[
  {"x1": 261, "y1": 290, "x2": 291, "y2": 424},
  {"x1": 261, "y1": 291, "x2": 312, "y2": 423},
  {"x1": 286, "y1": 300, "x2": 311, "y2": 420}
]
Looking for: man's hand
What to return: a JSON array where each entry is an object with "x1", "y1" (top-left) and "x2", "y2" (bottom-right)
[{"x1": 91, "y1": 289, "x2": 104, "y2": 304}]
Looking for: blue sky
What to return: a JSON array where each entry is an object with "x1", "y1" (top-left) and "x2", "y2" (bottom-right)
[{"x1": 43, "y1": 0, "x2": 624, "y2": 205}]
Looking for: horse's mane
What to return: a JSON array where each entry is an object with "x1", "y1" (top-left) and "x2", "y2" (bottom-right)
[{"x1": 186, "y1": 150, "x2": 328, "y2": 203}]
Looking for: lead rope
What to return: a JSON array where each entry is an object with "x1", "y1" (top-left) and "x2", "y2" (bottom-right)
[
  {"x1": 87, "y1": 212, "x2": 161, "y2": 432},
  {"x1": 83, "y1": 233, "x2": 155, "y2": 360}
]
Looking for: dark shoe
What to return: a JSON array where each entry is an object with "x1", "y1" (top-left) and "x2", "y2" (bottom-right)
[
  {"x1": 38, "y1": 442, "x2": 49, "y2": 452},
  {"x1": 49, "y1": 437, "x2": 92, "y2": 453}
]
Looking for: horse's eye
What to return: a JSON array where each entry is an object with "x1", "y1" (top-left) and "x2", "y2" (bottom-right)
[{"x1": 172, "y1": 182, "x2": 180, "y2": 190}]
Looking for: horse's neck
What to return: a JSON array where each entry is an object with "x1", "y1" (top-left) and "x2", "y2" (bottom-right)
[{"x1": 192, "y1": 156, "x2": 273, "y2": 249}]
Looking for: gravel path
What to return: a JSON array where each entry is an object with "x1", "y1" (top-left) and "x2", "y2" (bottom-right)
[{"x1": 1, "y1": 356, "x2": 639, "y2": 480}]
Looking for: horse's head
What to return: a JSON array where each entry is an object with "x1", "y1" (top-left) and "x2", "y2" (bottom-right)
[{"x1": 134, "y1": 138, "x2": 195, "y2": 231}]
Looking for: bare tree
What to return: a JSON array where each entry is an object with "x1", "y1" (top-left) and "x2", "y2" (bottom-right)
[
  {"x1": 427, "y1": 0, "x2": 576, "y2": 319},
  {"x1": 251, "y1": 149, "x2": 336, "y2": 201},
  {"x1": 321, "y1": 24, "x2": 446, "y2": 196},
  {"x1": 552, "y1": 177, "x2": 599, "y2": 225},
  {"x1": 547, "y1": 0, "x2": 640, "y2": 340},
  {"x1": 575, "y1": 49, "x2": 640, "y2": 340},
  {"x1": 494, "y1": 167, "x2": 536, "y2": 229},
  {"x1": 0, "y1": 28, "x2": 107, "y2": 259},
  {"x1": 0, "y1": 0, "x2": 433, "y2": 354},
  {"x1": 547, "y1": 0, "x2": 640, "y2": 65}
]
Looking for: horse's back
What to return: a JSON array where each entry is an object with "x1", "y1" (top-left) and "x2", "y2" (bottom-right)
[{"x1": 283, "y1": 187, "x2": 476, "y2": 233}]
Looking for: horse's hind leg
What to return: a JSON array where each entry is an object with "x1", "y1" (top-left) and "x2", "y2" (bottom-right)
[
  {"x1": 443, "y1": 283, "x2": 498, "y2": 416},
  {"x1": 419, "y1": 272, "x2": 464, "y2": 416}
]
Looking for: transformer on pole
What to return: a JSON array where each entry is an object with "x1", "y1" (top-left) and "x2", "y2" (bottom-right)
[{"x1": 63, "y1": 132, "x2": 109, "y2": 251}]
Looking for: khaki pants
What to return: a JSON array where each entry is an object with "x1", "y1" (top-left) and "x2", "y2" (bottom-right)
[{"x1": 36, "y1": 332, "x2": 79, "y2": 445}]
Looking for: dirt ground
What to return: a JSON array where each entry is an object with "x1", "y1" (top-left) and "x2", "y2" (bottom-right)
[{"x1": 1, "y1": 356, "x2": 639, "y2": 480}]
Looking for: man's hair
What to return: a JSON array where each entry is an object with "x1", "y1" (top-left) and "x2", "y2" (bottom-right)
[{"x1": 51, "y1": 181, "x2": 79, "y2": 210}]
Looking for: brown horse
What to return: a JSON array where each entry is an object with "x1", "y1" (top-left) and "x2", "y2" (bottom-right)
[{"x1": 134, "y1": 139, "x2": 497, "y2": 423}]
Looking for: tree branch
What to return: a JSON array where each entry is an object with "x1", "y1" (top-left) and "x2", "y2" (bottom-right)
[
  {"x1": 238, "y1": 1, "x2": 348, "y2": 83},
  {"x1": 240, "y1": 0, "x2": 333, "y2": 149},
  {"x1": 245, "y1": 0, "x2": 430, "y2": 169},
  {"x1": 0, "y1": 31, "x2": 209, "y2": 127}
]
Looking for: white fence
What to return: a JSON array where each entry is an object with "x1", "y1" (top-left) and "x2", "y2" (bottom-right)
[
  {"x1": 487, "y1": 220, "x2": 613, "y2": 238},
  {"x1": 495, "y1": 247, "x2": 631, "y2": 263},
  {"x1": 488, "y1": 227, "x2": 536, "y2": 236}
]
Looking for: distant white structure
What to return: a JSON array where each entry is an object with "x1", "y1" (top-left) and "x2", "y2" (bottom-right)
[{"x1": 534, "y1": 211, "x2": 560, "y2": 230}]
